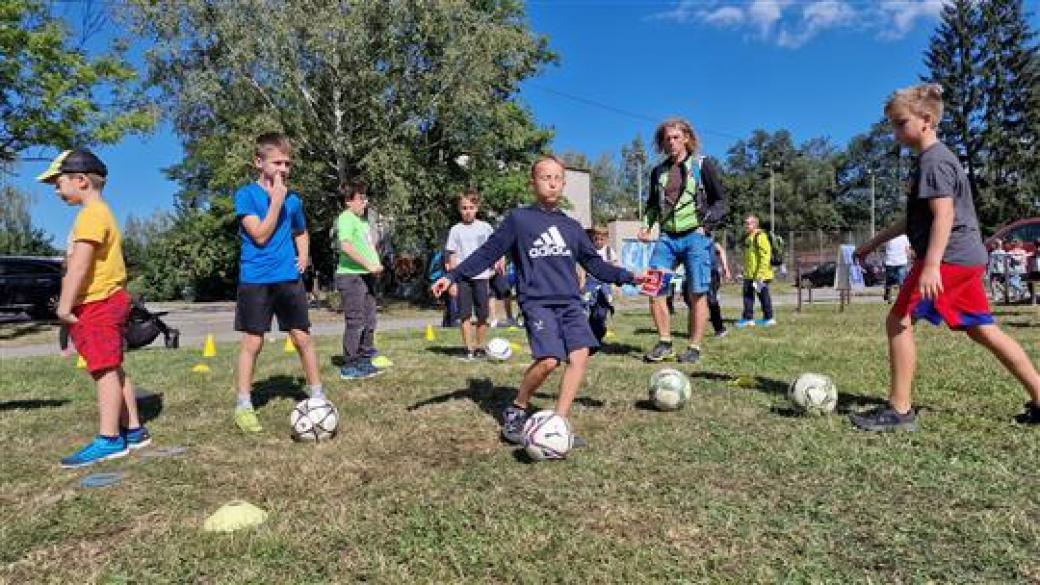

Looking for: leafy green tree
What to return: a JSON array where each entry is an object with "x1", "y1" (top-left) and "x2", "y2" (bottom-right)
[
  {"x1": 0, "y1": 0, "x2": 156, "y2": 163},
  {"x1": 620, "y1": 135, "x2": 647, "y2": 220},
  {"x1": 835, "y1": 120, "x2": 910, "y2": 231},
  {"x1": 125, "y1": 0, "x2": 554, "y2": 262},
  {"x1": 0, "y1": 185, "x2": 58, "y2": 255}
]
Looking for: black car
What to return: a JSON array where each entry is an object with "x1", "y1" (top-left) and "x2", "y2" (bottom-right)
[
  {"x1": 798, "y1": 261, "x2": 883, "y2": 289},
  {"x1": 0, "y1": 256, "x2": 63, "y2": 319}
]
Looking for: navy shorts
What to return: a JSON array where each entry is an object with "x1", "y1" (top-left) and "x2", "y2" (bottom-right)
[
  {"x1": 235, "y1": 280, "x2": 311, "y2": 334},
  {"x1": 522, "y1": 303, "x2": 598, "y2": 361},
  {"x1": 650, "y1": 230, "x2": 713, "y2": 294},
  {"x1": 456, "y1": 278, "x2": 490, "y2": 322},
  {"x1": 489, "y1": 273, "x2": 512, "y2": 299}
]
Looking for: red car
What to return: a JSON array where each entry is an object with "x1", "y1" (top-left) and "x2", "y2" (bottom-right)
[{"x1": 985, "y1": 217, "x2": 1040, "y2": 253}]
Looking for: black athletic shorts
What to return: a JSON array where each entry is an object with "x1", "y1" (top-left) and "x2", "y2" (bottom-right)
[
  {"x1": 234, "y1": 280, "x2": 311, "y2": 334},
  {"x1": 456, "y1": 278, "x2": 490, "y2": 323},
  {"x1": 489, "y1": 273, "x2": 512, "y2": 299}
]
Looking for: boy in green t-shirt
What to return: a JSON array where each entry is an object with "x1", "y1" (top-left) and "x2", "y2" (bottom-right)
[{"x1": 334, "y1": 182, "x2": 385, "y2": 380}]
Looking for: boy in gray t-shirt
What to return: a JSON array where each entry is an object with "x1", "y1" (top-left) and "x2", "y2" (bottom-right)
[
  {"x1": 851, "y1": 83, "x2": 1040, "y2": 431},
  {"x1": 445, "y1": 190, "x2": 495, "y2": 360}
]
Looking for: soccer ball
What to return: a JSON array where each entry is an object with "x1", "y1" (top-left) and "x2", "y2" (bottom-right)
[
  {"x1": 486, "y1": 337, "x2": 513, "y2": 361},
  {"x1": 290, "y1": 397, "x2": 339, "y2": 442},
  {"x1": 648, "y1": 368, "x2": 692, "y2": 411},
  {"x1": 788, "y1": 373, "x2": 838, "y2": 416},
  {"x1": 522, "y1": 410, "x2": 573, "y2": 461}
]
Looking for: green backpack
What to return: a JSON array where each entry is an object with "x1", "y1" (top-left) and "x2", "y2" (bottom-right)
[{"x1": 755, "y1": 231, "x2": 785, "y2": 267}]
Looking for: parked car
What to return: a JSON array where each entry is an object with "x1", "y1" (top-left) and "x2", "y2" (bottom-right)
[
  {"x1": 0, "y1": 256, "x2": 63, "y2": 319},
  {"x1": 797, "y1": 261, "x2": 883, "y2": 289},
  {"x1": 985, "y1": 217, "x2": 1040, "y2": 253}
]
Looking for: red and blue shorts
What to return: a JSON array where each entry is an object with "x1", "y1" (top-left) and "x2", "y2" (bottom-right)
[
  {"x1": 70, "y1": 288, "x2": 130, "y2": 374},
  {"x1": 891, "y1": 262, "x2": 993, "y2": 330}
]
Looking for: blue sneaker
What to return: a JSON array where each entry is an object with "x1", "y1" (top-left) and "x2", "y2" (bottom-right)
[
  {"x1": 501, "y1": 405, "x2": 529, "y2": 444},
  {"x1": 357, "y1": 360, "x2": 385, "y2": 378},
  {"x1": 123, "y1": 426, "x2": 152, "y2": 450},
  {"x1": 755, "y1": 318, "x2": 777, "y2": 327},
  {"x1": 339, "y1": 362, "x2": 384, "y2": 380},
  {"x1": 61, "y1": 435, "x2": 129, "y2": 468},
  {"x1": 735, "y1": 319, "x2": 755, "y2": 328}
]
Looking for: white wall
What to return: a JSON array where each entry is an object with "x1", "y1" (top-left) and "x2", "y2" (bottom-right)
[{"x1": 563, "y1": 167, "x2": 591, "y2": 228}]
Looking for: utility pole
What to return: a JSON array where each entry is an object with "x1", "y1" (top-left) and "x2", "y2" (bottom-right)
[
  {"x1": 637, "y1": 159, "x2": 643, "y2": 221},
  {"x1": 868, "y1": 169, "x2": 876, "y2": 238}
]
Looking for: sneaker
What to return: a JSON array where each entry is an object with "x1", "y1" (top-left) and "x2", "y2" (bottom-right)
[
  {"x1": 60, "y1": 435, "x2": 129, "y2": 468},
  {"x1": 501, "y1": 405, "x2": 529, "y2": 444},
  {"x1": 457, "y1": 350, "x2": 476, "y2": 362},
  {"x1": 1015, "y1": 401, "x2": 1040, "y2": 425},
  {"x1": 756, "y1": 318, "x2": 777, "y2": 326},
  {"x1": 714, "y1": 328, "x2": 729, "y2": 338},
  {"x1": 339, "y1": 363, "x2": 382, "y2": 380},
  {"x1": 358, "y1": 361, "x2": 385, "y2": 377},
  {"x1": 123, "y1": 426, "x2": 152, "y2": 450},
  {"x1": 571, "y1": 435, "x2": 587, "y2": 449},
  {"x1": 735, "y1": 319, "x2": 755, "y2": 328},
  {"x1": 234, "y1": 407, "x2": 263, "y2": 433},
  {"x1": 643, "y1": 341, "x2": 674, "y2": 362},
  {"x1": 677, "y1": 346, "x2": 701, "y2": 364},
  {"x1": 473, "y1": 348, "x2": 488, "y2": 360},
  {"x1": 849, "y1": 405, "x2": 919, "y2": 432}
]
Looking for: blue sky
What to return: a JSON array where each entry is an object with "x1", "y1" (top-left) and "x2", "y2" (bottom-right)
[{"x1": 10, "y1": 0, "x2": 1034, "y2": 244}]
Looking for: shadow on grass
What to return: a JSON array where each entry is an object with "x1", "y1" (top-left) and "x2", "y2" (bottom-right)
[
  {"x1": 596, "y1": 341, "x2": 642, "y2": 356},
  {"x1": 0, "y1": 398, "x2": 70, "y2": 411},
  {"x1": 1001, "y1": 320, "x2": 1040, "y2": 329},
  {"x1": 408, "y1": 377, "x2": 606, "y2": 422},
  {"x1": 689, "y1": 372, "x2": 890, "y2": 415},
  {"x1": 252, "y1": 375, "x2": 308, "y2": 409},
  {"x1": 424, "y1": 345, "x2": 466, "y2": 358}
]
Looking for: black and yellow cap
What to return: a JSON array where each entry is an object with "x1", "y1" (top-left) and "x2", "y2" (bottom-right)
[{"x1": 36, "y1": 149, "x2": 108, "y2": 183}]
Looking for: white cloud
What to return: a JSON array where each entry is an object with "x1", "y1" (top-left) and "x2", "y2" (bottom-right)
[
  {"x1": 650, "y1": 0, "x2": 949, "y2": 48},
  {"x1": 703, "y1": 6, "x2": 745, "y2": 27}
]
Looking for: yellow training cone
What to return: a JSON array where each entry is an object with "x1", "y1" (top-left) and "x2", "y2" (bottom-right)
[
  {"x1": 75, "y1": 354, "x2": 86, "y2": 369},
  {"x1": 283, "y1": 336, "x2": 295, "y2": 353},
  {"x1": 605, "y1": 329, "x2": 617, "y2": 339},
  {"x1": 192, "y1": 363, "x2": 211, "y2": 373},
  {"x1": 203, "y1": 334, "x2": 216, "y2": 358},
  {"x1": 425, "y1": 323, "x2": 436, "y2": 341}
]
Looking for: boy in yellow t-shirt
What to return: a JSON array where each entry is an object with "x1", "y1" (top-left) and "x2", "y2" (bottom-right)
[{"x1": 37, "y1": 149, "x2": 151, "y2": 468}]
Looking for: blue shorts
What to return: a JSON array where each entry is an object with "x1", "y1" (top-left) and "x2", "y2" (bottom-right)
[
  {"x1": 522, "y1": 303, "x2": 598, "y2": 361},
  {"x1": 649, "y1": 230, "x2": 713, "y2": 294}
]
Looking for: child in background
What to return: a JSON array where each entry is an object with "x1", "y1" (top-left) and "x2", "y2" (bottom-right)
[
  {"x1": 851, "y1": 83, "x2": 1040, "y2": 430},
  {"x1": 38, "y1": 149, "x2": 152, "y2": 467},
  {"x1": 445, "y1": 190, "x2": 495, "y2": 360}
]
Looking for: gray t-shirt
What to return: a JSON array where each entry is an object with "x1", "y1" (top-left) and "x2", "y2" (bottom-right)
[
  {"x1": 906, "y1": 142, "x2": 988, "y2": 266},
  {"x1": 446, "y1": 220, "x2": 494, "y2": 280}
]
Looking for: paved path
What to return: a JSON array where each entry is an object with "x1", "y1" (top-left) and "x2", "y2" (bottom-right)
[{"x1": 0, "y1": 287, "x2": 877, "y2": 359}]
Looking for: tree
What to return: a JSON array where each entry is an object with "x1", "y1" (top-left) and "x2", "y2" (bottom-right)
[
  {"x1": 0, "y1": 185, "x2": 58, "y2": 255},
  {"x1": 125, "y1": 0, "x2": 555, "y2": 260},
  {"x1": 0, "y1": 0, "x2": 156, "y2": 163},
  {"x1": 619, "y1": 135, "x2": 647, "y2": 220},
  {"x1": 836, "y1": 120, "x2": 910, "y2": 231}
]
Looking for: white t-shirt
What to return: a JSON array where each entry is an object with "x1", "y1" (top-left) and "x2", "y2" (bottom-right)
[
  {"x1": 446, "y1": 220, "x2": 494, "y2": 280},
  {"x1": 882, "y1": 234, "x2": 911, "y2": 267},
  {"x1": 596, "y1": 244, "x2": 618, "y2": 265}
]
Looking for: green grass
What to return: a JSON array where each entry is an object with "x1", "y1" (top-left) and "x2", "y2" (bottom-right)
[{"x1": 1, "y1": 304, "x2": 1038, "y2": 583}]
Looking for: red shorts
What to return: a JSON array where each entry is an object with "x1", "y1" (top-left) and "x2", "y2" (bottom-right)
[
  {"x1": 891, "y1": 262, "x2": 993, "y2": 330},
  {"x1": 70, "y1": 289, "x2": 130, "y2": 374}
]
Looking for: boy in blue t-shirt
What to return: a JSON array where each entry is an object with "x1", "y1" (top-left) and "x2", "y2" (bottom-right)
[
  {"x1": 432, "y1": 155, "x2": 647, "y2": 448},
  {"x1": 232, "y1": 133, "x2": 325, "y2": 433}
]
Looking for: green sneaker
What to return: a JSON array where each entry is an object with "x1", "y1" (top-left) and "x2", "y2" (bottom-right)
[{"x1": 234, "y1": 408, "x2": 263, "y2": 433}]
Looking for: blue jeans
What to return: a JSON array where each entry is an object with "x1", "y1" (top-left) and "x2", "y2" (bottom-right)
[
  {"x1": 742, "y1": 279, "x2": 773, "y2": 320},
  {"x1": 649, "y1": 230, "x2": 712, "y2": 294}
]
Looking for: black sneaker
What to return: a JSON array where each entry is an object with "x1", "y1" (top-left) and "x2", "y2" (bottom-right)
[
  {"x1": 849, "y1": 405, "x2": 919, "y2": 432},
  {"x1": 677, "y1": 346, "x2": 701, "y2": 364},
  {"x1": 473, "y1": 348, "x2": 488, "y2": 360},
  {"x1": 1015, "y1": 401, "x2": 1040, "y2": 425},
  {"x1": 571, "y1": 435, "x2": 587, "y2": 449},
  {"x1": 501, "y1": 405, "x2": 529, "y2": 444},
  {"x1": 457, "y1": 350, "x2": 476, "y2": 362},
  {"x1": 644, "y1": 341, "x2": 674, "y2": 362}
]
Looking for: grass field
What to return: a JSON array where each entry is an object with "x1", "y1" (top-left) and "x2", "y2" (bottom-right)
[{"x1": 2, "y1": 304, "x2": 1038, "y2": 583}]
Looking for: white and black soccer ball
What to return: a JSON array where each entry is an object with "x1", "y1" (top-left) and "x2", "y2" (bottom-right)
[
  {"x1": 648, "y1": 368, "x2": 692, "y2": 411},
  {"x1": 522, "y1": 410, "x2": 573, "y2": 461},
  {"x1": 290, "y1": 397, "x2": 339, "y2": 442},
  {"x1": 486, "y1": 337, "x2": 513, "y2": 361},
  {"x1": 788, "y1": 373, "x2": 838, "y2": 416}
]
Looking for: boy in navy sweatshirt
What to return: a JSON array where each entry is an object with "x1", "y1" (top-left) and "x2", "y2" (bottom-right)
[{"x1": 432, "y1": 155, "x2": 646, "y2": 446}]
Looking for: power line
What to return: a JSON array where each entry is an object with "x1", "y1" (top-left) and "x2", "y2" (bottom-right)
[{"x1": 526, "y1": 83, "x2": 744, "y2": 141}]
